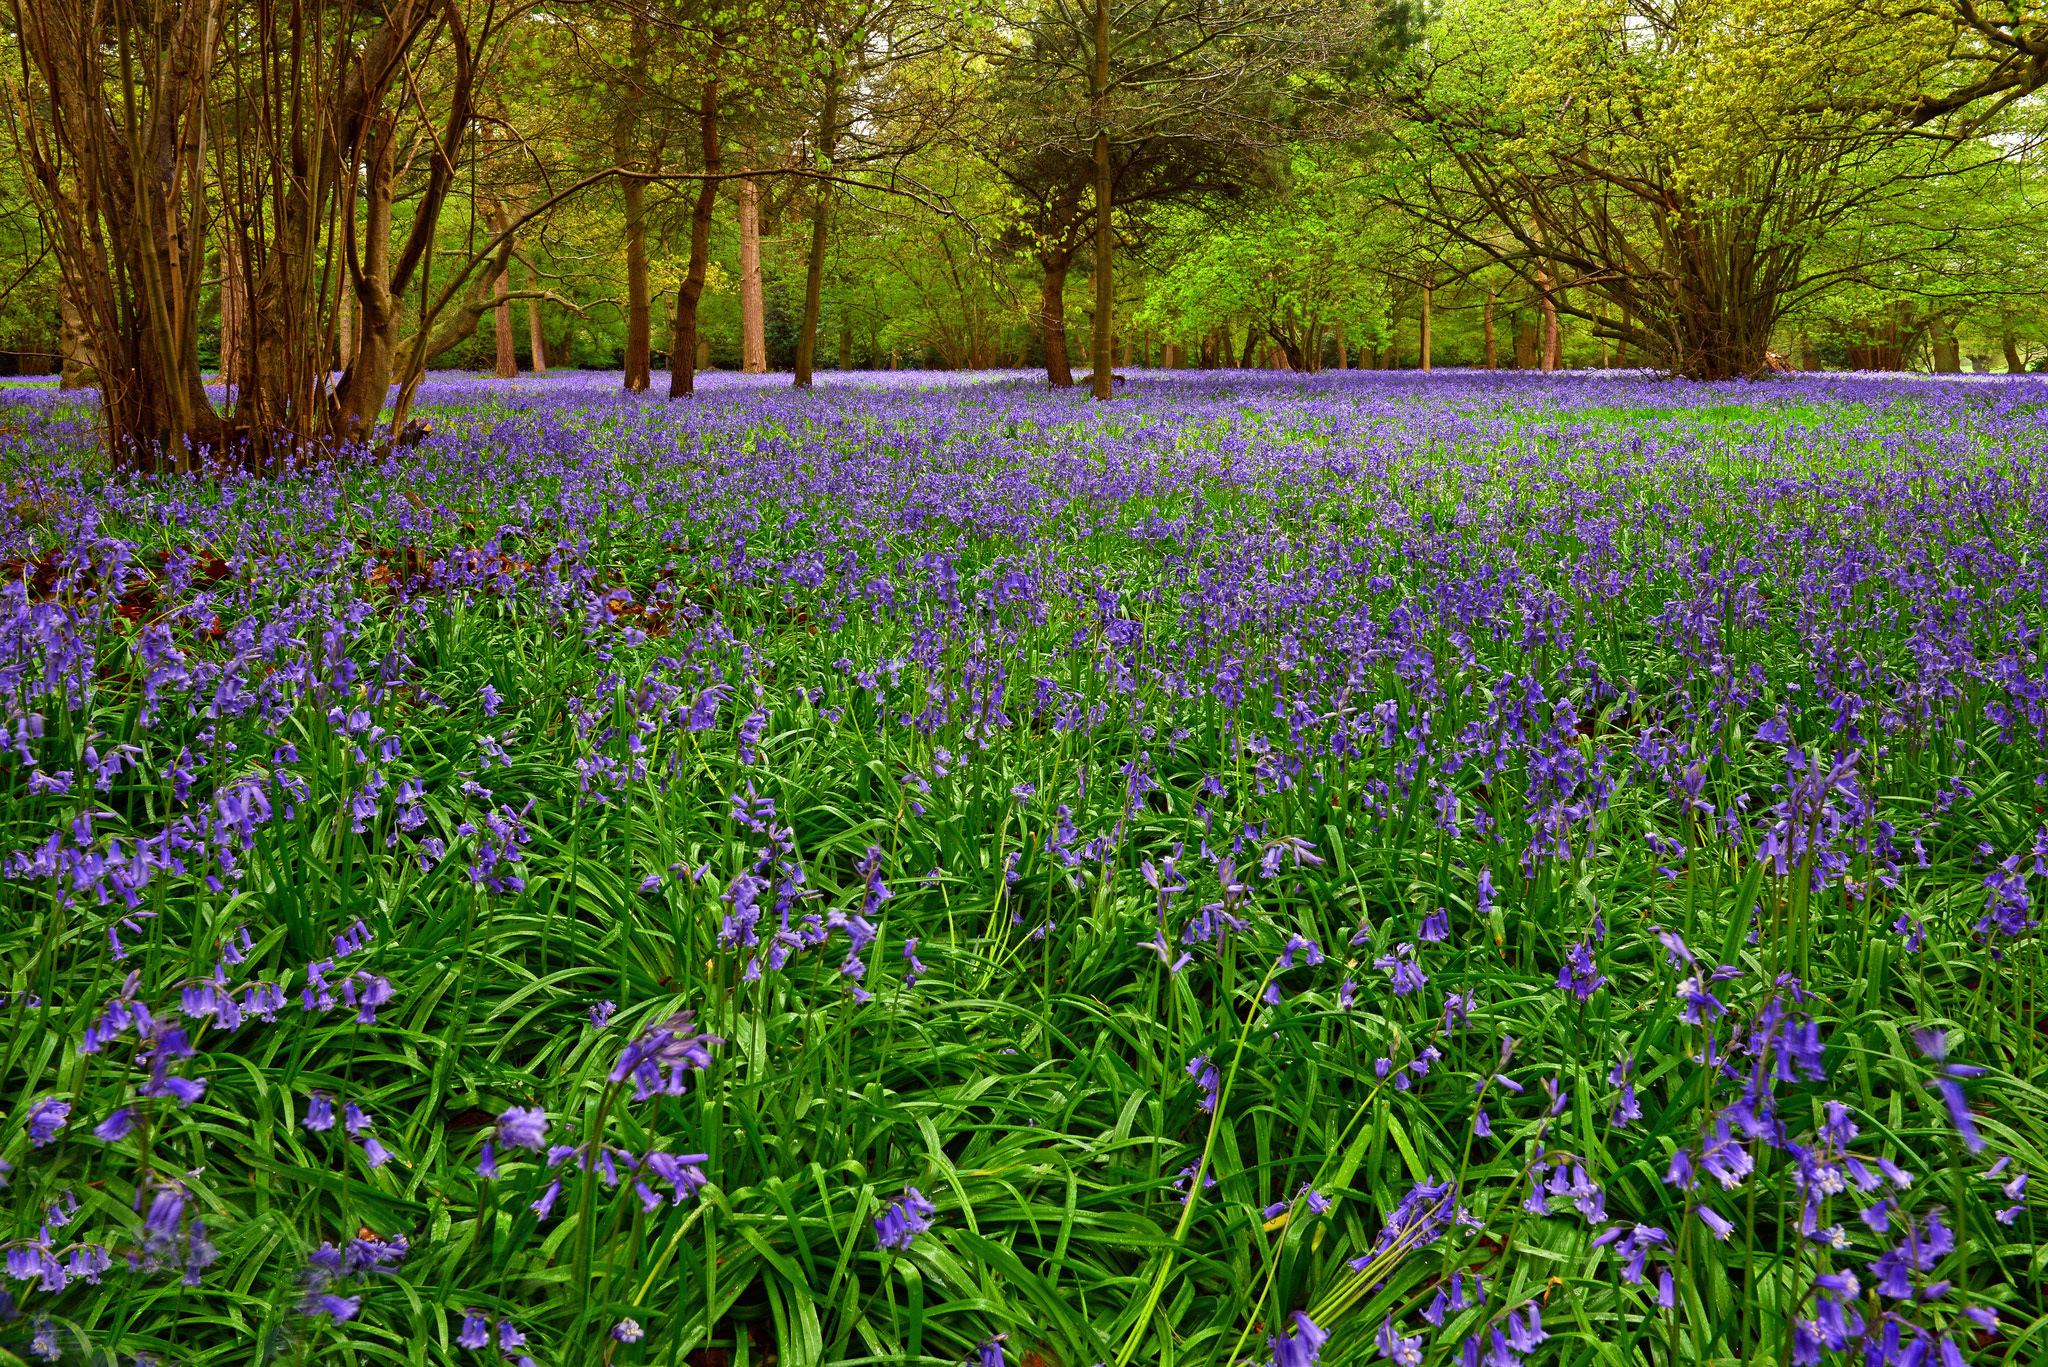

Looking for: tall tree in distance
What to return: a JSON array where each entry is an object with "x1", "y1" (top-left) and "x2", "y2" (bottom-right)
[{"x1": 992, "y1": 0, "x2": 1360, "y2": 397}]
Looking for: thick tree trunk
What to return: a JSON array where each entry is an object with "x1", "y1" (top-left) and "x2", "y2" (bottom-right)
[
  {"x1": 740, "y1": 168, "x2": 766, "y2": 373},
  {"x1": 1040, "y1": 252, "x2": 1075, "y2": 386},
  {"x1": 335, "y1": 114, "x2": 399, "y2": 440},
  {"x1": 218, "y1": 236, "x2": 249, "y2": 384},
  {"x1": 1930, "y1": 317, "x2": 1961, "y2": 372},
  {"x1": 616, "y1": 4, "x2": 653, "y2": 392},
  {"x1": 1269, "y1": 330, "x2": 1305, "y2": 372},
  {"x1": 1089, "y1": 0, "x2": 1113, "y2": 400},
  {"x1": 493, "y1": 266, "x2": 517, "y2": 376},
  {"x1": 622, "y1": 176, "x2": 652, "y2": 390},
  {"x1": 794, "y1": 70, "x2": 841, "y2": 388},
  {"x1": 1514, "y1": 316, "x2": 1538, "y2": 369},
  {"x1": 58, "y1": 278, "x2": 96, "y2": 388},
  {"x1": 1336, "y1": 327, "x2": 1346, "y2": 369},
  {"x1": 838, "y1": 311, "x2": 853, "y2": 371},
  {"x1": 1483, "y1": 291, "x2": 1496, "y2": 370},
  {"x1": 489, "y1": 201, "x2": 517, "y2": 378},
  {"x1": 2005, "y1": 331, "x2": 2025, "y2": 373},
  {"x1": 670, "y1": 80, "x2": 721, "y2": 399}
]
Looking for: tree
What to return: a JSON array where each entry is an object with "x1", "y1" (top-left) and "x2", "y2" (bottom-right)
[
  {"x1": 1374, "y1": 0, "x2": 2033, "y2": 380},
  {"x1": 10, "y1": 0, "x2": 496, "y2": 466},
  {"x1": 968, "y1": 20, "x2": 1272, "y2": 386},
  {"x1": 1138, "y1": 158, "x2": 1389, "y2": 371},
  {"x1": 990, "y1": 0, "x2": 1358, "y2": 398}
]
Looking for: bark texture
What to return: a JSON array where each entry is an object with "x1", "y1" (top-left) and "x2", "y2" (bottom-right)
[{"x1": 740, "y1": 171, "x2": 766, "y2": 374}]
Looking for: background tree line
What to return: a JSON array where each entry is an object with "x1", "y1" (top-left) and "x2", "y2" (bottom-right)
[{"x1": 4, "y1": 0, "x2": 2048, "y2": 463}]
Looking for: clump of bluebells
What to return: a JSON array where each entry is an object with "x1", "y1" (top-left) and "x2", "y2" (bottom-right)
[{"x1": 3, "y1": 369, "x2": 2045, "y2": 1365}]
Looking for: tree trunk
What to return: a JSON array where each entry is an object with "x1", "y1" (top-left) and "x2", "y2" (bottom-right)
[
  {"x1": 489, "y1": 200, "x2": 518, "y2": 379},
  {"x1": 1421, "y1": 277, "x2": 1433, "y2": 374},
  {"x1": 58, "y1": 277, "x2": 97, "y2": 389},
  {"x1": 1483, "y1": 291, "x2": 1497, "y2": 370},
  {"x1": 335, "y1": 113, "x2": 399, "y2": 440},
  {"x1": 2005, "y1": 331, "x2": 2025, "y2": 373},
  {"x1": 838, "y1": 311, "x2": 853, "y2": 371},
  {"x1": 670, "y1": 79, "x2": 722, "y2": 399},
  {"x1": 219, "y1": 235, "x2": 250, "y2": 384},
  {"x1": 622, "y1": 175, "x2": 652, "y2": 390},
  {"x1": 1539, "y1": 274, "x2": 1559, "y2": 371},
  {"x1": 616, "y1": 4, "x2": 653, "y2": 392},
  {"x1": 740, "y1": 167, "x2": 766, "y2": 374},
  {"x1": 794, "y1": 69, "x2": 842, "y2": 388},
  {"x1": 336, "y1": 266, "x2": 353, "y2": 372},
  {"x1": 1040, "y1": 251, "x2": 1075, "y2": 386},
  {"x1": 20, "y1": 0, "x2": 228, "y2": 465},
  {"x1": 526, "y1": 263, "x2": 549, "y2": 372},
  {"x1": 1930, "y1": 317, "x2": 1961, "y2": 372},
  {"x1": 1089, "y1": 0, "x2": 1114, "y2": 400},
  {"x1": 1514, "y1": 316, "x2": 1538, "y2": 369}
]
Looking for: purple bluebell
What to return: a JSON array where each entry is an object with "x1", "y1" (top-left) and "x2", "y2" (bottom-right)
[
  {"x1": 874, "y1": 1186, "x2": 937, "y2": 1251},
  {"x1": 1373, "y1": 1316, "x2": 1422, "y2": 1366},
  {"x1": 25, "y1": 1099, "x2": 69, "y2": 1147},
  {"x1": 1273, "y1": 1312, "x2": 1328, "y2": 1367}
]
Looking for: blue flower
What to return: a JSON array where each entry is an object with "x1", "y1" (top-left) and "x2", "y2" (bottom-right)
[
  {"x1": 1272, "y1": 1312, "x2": 1328, "y2": 1367},
  {"x1": 25, "y1": 1098, "x2": 69, "y2": 1147},
  {"x1": 1373, "y1": 1315, "x2": 1421, "y2": 1366},
  {"x1": 874, "y1": 1186, "x2": 937, "y2": 1252},
  {"x1": 497, "y1": 1107, "x2": 548, "y2": 1152}
]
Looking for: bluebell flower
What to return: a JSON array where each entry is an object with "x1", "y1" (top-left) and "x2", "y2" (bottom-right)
[
  {"x1": 1187, "y1": 1055, "x2": 1219, "y2": 1112},
  {"x1": 497, "y1": 1107, "x2": 547, "y2": 1152},
  {"x1": 1372, "y1": 943, "x2": 1427, "y2": 995},
  {"x1": 1272, "y1": 1312, "x2": 1328, "y2": 1367},
  {"x1": 1279, "y1": 934, "x2": 1322, "y2": 968},
  {"x1": 1373, "y1": 1315, "x2": 1421, "y2": 1366},
  {"x1": 613, "y1": 1319, "x2": 644, "y2": 1343},
  {"x1": 26, "y1": 1098, "x2": 69, "y2": 1147},
  {"x1": 1555, "y1": 940, "x2": 1605, "y2": 1001},
  {"x1": 977, "y1": 1333, "x2": 1007, "y2": 1367},
  {"x1": 610, "y1": 1010, "x2": 723, "y2": 1100},
  {"x1": 874, "y1": 1186, "x2": 937, "y2": 1252},
  {"x1": 1442, "y1": 991, "x2": 1476, "y2": 1031}
]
